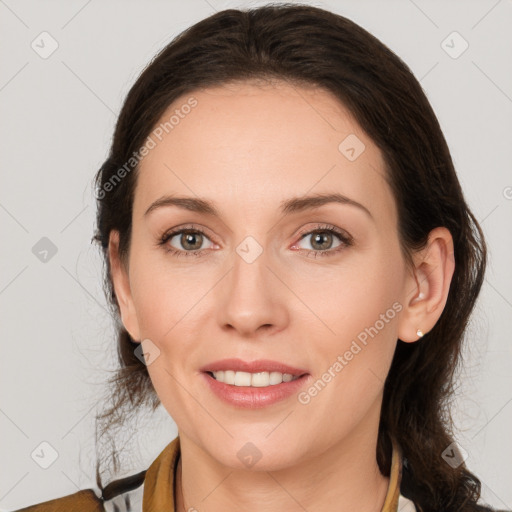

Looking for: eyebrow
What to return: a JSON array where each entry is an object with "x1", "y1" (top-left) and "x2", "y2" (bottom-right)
[{"x1": 144, "y1": 192, "x2": 373, "y2": 219}]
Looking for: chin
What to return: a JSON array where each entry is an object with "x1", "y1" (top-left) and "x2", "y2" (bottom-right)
[{"x1": 204, "y1": 434, "x2": 305, "y2": 472}]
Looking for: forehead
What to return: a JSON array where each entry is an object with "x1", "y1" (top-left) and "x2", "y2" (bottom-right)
[{"x1": 134, "y1": 80, "x2": 396, "y2": 229}]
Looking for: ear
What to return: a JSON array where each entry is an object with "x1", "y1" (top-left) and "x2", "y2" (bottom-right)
[
  {"x1": 397, "y1": 227, "x2": 455, "y2": 343},
  {"x1": 108, "y1": 230, "x2": 141, "y2": 342}
]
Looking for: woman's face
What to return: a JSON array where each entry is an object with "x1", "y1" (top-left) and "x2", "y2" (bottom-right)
[{"x1": 111, "y1": 80, "x2": 421, "y2": 470}]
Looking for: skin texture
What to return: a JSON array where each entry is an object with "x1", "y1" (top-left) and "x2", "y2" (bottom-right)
[{"x1": 109, "y1": 80, "x2": 455, "y2": 512}]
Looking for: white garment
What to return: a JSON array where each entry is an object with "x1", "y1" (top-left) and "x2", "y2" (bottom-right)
[{"x1": 398, "y1": 493, "x2": 418, "y2": 511}]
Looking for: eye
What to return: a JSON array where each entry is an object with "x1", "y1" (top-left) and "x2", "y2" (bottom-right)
[
  {"x1": 159, "y1": 225, "x2": 215, "y2": 257},
  {"x1": 292, "y1": 224, "x2": 353, "y2": 258}
]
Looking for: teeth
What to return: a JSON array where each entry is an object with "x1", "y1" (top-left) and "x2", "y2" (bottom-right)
[{"x1": 211, "y1": 370, "x2": 300, "y2": 387}]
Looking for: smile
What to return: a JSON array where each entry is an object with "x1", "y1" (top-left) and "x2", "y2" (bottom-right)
[{"x1": 208, "y1": 370, "x2": 301, "y2": 387}]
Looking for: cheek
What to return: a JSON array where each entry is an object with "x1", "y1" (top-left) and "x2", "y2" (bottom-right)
[
  {"x1": 293, "y1": 246, "x2": 404, "y2": 345},
  {"x1": 297, "y1": 245, "x2": 404, "y2": 403},
  {"x1": 129, "y1": 255, "x2": 205, "y2": 424},
  {"x1": 129, "y1": 249, "x2": 202, "y2": 339}
]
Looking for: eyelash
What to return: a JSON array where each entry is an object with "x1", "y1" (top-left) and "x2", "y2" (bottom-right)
[{"x1": 158, "y1": 223, "x2": 353, "y2": 259}]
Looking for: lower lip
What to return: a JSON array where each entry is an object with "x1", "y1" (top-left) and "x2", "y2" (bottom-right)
[{"x1": 201, "y1": 372, "x2": 310, "y2": 409}]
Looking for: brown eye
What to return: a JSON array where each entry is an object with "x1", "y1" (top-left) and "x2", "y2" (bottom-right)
[
  {"x1": 297, "y1": 230, "x2": 344, "y2": 252},
  {"x1": 167, "y1": 230, "x2": 214, "y2": 252},
  {"x1": 159, "y1": 226, "x2": 216, "y2": 257},
  {"x1": 309, "y1": 231, "x2": 336, "y2": 251},
  {"x1": 176, "y1": 231, "x2": 204, "y2": 251},
  {"x1": 291, "y1": 224, "x2": 353, "y2": 258}
]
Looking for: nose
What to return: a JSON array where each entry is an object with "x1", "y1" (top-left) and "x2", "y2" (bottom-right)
[{"x1": 216, "y1": 244, "x2": 289, "y2": 339}]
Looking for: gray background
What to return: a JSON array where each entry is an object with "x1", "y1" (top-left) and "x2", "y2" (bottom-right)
[{"x1": 1, "y1": 0, "x2": 511, "y2": 510}]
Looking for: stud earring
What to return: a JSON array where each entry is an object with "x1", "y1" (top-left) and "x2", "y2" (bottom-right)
[{"x1": 416, "y1": 329, "x2": 424, "y2": 338}]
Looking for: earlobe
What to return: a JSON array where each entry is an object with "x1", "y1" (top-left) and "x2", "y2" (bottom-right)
[
  {"x1": 108, "y1": 230, "x2": 141, "y2": 342},
  {"x1": 397, "y1": 227, "x2": 455, "y2": 343}
]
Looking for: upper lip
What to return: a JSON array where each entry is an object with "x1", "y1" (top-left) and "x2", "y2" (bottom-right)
[{"x1": 200, "y1": 358, "x2": 309, "y2": 377}]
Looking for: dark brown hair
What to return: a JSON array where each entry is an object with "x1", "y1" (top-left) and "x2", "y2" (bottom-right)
[{"x1": 92, "y1": 4, "x2": 491, "y2": 511}]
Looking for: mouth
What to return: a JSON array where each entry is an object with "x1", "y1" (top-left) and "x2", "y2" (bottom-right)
[
  {"x1": 200, "y1": 367, "x2": 310, "y2": 409},
  {"x1": 199, "y1": 358, "x2": 309, "y2": 387},
  {"x1": 204, "y1": 370, "x2": 306, "y2": 387}
]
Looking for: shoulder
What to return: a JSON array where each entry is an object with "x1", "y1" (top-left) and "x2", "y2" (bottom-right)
[
  {"x1": 10, "y1": 489, "x2": 104, "y2": 512},
  {"x1": 9, "y1": 470, "x2": 146, "y2": 512},
  {"x1": 9, "y1": 437, "x2": 181, "y2": 512}
]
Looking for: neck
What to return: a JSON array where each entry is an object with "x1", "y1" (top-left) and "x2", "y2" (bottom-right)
[{"x1": 175, "y1": 426, "x2": 391, "y2": 512}]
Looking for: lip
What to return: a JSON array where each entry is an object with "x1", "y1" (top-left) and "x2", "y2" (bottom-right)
[
  {"x1": 201, "y1": 371, "x2": 311, "y2": 409},
  {"x1": 199, "y1": 358, "x2": 309, "y2": 376}
]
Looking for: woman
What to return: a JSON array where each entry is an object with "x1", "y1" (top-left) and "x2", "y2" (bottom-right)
[{"x1": 13, "y1": 3, "x2": 507, "y2": 512}]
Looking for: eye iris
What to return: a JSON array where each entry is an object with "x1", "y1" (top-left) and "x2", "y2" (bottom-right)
[
  {"x1": 181, "y1": 231, "x2": 202, "y2": 250},
  {"x1": 311, "y1": 232, "x2": 332, "y2": 250}
]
